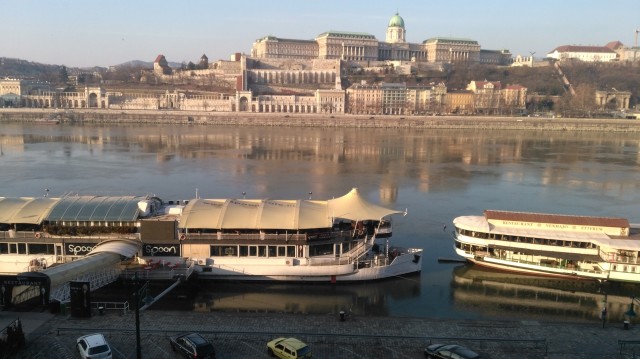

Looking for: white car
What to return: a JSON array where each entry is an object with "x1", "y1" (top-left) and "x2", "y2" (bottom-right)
[{"x1": 76, "y1": 333, "x2": 112, "y2": 359}]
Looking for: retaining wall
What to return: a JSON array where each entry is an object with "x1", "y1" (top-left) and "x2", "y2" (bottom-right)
[{"x1": 1, "y1": 109, "x2": 639, "y2": 132}]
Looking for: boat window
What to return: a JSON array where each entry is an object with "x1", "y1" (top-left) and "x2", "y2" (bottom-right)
[
  {"x1": 210, "y1": 246, "x2": 222, "y2": 256},
  {"x1": 210, "y1": 245, "x2": 237, "y2": 256},
  {"x1": 239, "y1": 246, "x2": 248, "y2": 257},
  {"x1": 223, "y1": 246, "x2": 236, "y2": 256},
  {"x1": 0, "y1": 243, "x2": 7, "y2": 254},
  {"x1": 9, "y1": 243, "x2": 18, "y2": 254},
  {"x1": 310, "y1": 243, "x2": 334, "y2": 257},
  {"x1": 258, "y1": 246, "x2": 267, "y2": 257},
  {"x1": 268, "y1": 246, "x2": 277, "y2": 257},
  {"x1": 287, "y1": 246, "x2": 296, "y2": 257},
  {"x1": 249, "y1": 246, "x2": 257, "y2": 256},
  {"x1": 277, "y1": 246, "x2": 286, "y2": 257},
  {"x1": 28, "y1": 243, "x2": 55, "y2": 255}
]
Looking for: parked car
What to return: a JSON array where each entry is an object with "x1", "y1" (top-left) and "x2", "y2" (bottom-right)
[
  {"x1": 424, "y1": 343, "x2": 482, "y2": 359},
  {"x1": 169, "y1": 332, "x2": 216, "y2": 359},
  {"x1": 76, "y1": 333, "x2": 112, "y2": 359},
  {"x1": 267, "y1": 337, "x2": 312, "y2": 359}
]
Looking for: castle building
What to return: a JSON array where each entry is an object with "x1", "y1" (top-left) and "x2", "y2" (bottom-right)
[
  {"x1": 251, "y1": 13, "x2": 489, "y2": 64},
  {"x1": 153, "y1": 54, "x2": 172, "y2": 75}
]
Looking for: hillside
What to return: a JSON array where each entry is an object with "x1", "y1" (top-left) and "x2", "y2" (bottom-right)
[
  {"x1": 0, "y1": 57, "x2": 63, "y2": 81},
  {"x1": 2, "y1": 56, "x2": 639, "y2": 107}
]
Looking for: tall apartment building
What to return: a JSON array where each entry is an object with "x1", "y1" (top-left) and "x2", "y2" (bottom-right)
[{"x1": 347, "y1": 82, "x2": 447, "y2": 115}]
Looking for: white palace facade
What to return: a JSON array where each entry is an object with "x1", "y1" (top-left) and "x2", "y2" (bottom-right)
[{"x1": 251, "y1": 13, "x2": 506, "y2": 65}]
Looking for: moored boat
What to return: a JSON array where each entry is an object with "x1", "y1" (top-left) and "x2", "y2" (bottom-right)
[
  {"x1": 452, "y1": 210, "x2": 640, "y2": 283},
  {"x1": 178, "y1": 188, "x2": 422, "y2": 281},
  {"x1": 0, "y1": 188, "x2": 422, "y2": 283}
]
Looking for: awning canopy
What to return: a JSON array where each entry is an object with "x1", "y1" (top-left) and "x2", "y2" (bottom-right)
[
  {"x1": 327, "y1": 188, "x2": 404, "y2": 221},
  {"x1": 179, "y1": 188, "x2": 402, "y2": 230},
  {"x1": 0, "y1": 197, "x2": 60, "y2": 224},
  {"x1": 45, "y1": 195, "x2": 144, "y2": 222}
]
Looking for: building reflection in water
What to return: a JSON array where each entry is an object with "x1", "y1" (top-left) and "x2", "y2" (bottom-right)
[
  {"x1": 150, "y1": 274, "x2": 421, "y2": 316},
  {"x1": 451, "y1": 264, "x2": 640, "y2": 323},
  {"x1": 4, "y1": 126, "x2": 640, "y2": 199}
]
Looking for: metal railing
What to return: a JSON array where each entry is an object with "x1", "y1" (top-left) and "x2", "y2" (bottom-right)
[
  {"x1": 119, "y1": 261, "x2": 195, "y2": 281},
  {"x1": 91, "y1": 301, "x2": 130, "y2": 315},
  {"x1": 619, "y1": 340, "x2": 640, "y2": 354}
]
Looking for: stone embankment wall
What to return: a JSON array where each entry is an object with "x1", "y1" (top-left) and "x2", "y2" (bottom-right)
[{"x1": 1, "y1": 108, "x2": 640, "y2": 132}]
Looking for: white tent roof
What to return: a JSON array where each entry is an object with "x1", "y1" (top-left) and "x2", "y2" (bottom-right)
[
  {"x1": 179, "y1": 188, "x2": 402, "y2": 230},
  {"x1": 0, "y1": 197, "x2": 60, "y2": 224},
  {"x1": 327, "y1": 188, "x2": 404, "y2": 221}
]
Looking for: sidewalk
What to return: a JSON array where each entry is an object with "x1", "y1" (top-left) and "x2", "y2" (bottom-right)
[{"x1": 9, "y1": 309, "x2": 640, "y2": 358}]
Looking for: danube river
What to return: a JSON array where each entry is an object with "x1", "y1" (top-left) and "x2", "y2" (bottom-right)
[{"x1": 2, "y1": 121, "x2": 640, "y2": 322}]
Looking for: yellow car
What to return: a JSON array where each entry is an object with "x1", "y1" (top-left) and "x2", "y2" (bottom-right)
[{"x1": 266, "y1": 337, "x2": 312, "y2": 359}]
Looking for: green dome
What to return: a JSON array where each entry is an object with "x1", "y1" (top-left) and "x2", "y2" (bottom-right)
[{"x1": 388, "y1": 13, "x2": 405, "y2": 28}]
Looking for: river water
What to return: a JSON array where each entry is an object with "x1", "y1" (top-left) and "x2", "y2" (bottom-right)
[{"x1": 2, "y1": 122, "x2": 640, "y2": 322}]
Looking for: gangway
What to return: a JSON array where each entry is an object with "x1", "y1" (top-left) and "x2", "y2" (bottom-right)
[{"x1": 9, "y1": 239, "x2": 141, "y2": 306}]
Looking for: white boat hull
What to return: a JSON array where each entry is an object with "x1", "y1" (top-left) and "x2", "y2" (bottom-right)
[
  {"x1": 194, "y1": 250, "x2": 422, "y2": 282},
  {"x1": 454, "y1": 248, "x2": 608, "y2": 281}
]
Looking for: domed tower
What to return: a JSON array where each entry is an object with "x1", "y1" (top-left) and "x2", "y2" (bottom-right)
[{"x1": 386, "y1": 12, "x2": 406, "y2": 43}]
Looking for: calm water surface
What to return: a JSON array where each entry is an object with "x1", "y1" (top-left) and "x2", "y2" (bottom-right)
[{"x1": 2, "y1": 122, "x2": 640, "y2": 322}]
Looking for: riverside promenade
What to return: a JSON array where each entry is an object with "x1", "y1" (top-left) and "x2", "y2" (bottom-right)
[
  {"x1": 2, "y1": 108, "x2": 640, "y2": 132},
  {"x1": 6, "y1": 308, "x2": 640, "y2": 358}
]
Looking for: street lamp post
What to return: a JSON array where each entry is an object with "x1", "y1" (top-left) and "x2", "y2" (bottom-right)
[
  {"x1": 133, "y1": 272, "x2": 141, "y2": 359},
  {"x1": 624, "y1": 296, "x2": 639, "y2": 330},
  {"x1": 601, "y1": 296, "x2": 607, "y2": 328}
]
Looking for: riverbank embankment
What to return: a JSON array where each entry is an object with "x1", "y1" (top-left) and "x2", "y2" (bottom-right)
[
  {"x1": 1, "y1": 108, "x2": 640, "y2": 132},
  {"x1": 8, "y1": 309, "x2": 640, "y2": 359}
]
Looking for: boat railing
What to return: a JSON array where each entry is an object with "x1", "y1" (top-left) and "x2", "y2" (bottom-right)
[
  {"x1": 342, "y1": 238, "x2": 373, "y2": 263},
  {"x1": 356, "y1": 254, "x2": 390, "y2": 269},
  {"x1": 517, "y1": 256, "x2": 604, "y2": 274},
  {"x1": 307, "y1": 257, "x2": 353, "y2": 266},
  {"x1": 120, "y1": 260, "x2": 195, "y2": 280},
  {"x1": 471, "y1": 250, "x2": 605, "y2": 274},
  {"x1": 0, "y1": 230, "x2": 138, "y2": 241},
  {"x1": 181, "y1": 232, "x2": 347, "y2": 242},
  {"x1": 599, "y1": 248, "x2": 640, "y2": 264}
]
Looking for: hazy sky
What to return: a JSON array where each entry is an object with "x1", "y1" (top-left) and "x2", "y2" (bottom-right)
[{"x1": 3, "y1": 0, "x2": 639, "y2": 68}]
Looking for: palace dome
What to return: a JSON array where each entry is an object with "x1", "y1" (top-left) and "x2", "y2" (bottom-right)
[{"x1": 388, "y1": 13, "x2": 405, "y2": 28}]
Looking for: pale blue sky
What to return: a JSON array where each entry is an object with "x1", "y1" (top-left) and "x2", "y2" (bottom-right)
[{"x1": 2, "y1": 0, "x2": 639, "y2": 67}]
